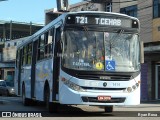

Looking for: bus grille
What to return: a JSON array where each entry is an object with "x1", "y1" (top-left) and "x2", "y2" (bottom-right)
[
  {"x1": 81, "y1": 97, "x2": 126, "y2": 103},
  {"x1": 81, "y1": 87, "x2": 126, "y2": 91},
  {"x1": 77, "y1": 74, "x2": 131, "y2": 81}
]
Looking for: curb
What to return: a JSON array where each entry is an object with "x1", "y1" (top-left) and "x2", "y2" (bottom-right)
[{"x1": 141, "y1": 100, "x2": 160, "y2": 104}]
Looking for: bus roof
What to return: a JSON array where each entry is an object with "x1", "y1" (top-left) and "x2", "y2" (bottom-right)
[{"x1": 17, "y1": 11, "x2": 139, "y2": 49}]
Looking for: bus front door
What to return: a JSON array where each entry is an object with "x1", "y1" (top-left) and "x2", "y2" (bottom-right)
[{"x1": 52, "y1": 27, "x2": 61, "y2": 102}]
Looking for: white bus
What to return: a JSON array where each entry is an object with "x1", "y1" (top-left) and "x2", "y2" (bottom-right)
[{"x1": 15, "y1": 11, "x2": 143, "y2": 113}]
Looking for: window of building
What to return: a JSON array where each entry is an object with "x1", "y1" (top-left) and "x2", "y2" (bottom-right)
[
  {"x1": 106, "y1": 2, "x2": 112, "y2": 12},
  {"x1": 120, "y1": 5, "x2": 137, "y2": 17},
  {"x1": 153, "y1": 0, "x2": 160, "y2": 18}
]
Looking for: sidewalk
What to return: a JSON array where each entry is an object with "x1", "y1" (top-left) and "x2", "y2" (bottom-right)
[{"x1": 141, "y1": 100, "x2": 160, "y2": 104}]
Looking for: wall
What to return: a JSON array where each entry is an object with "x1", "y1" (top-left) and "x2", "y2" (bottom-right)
[
  {"x1": 3, "y1": 46, "x2": 16, "y2": 61},
  {"x1": 153, "y1": 18, "x2": 160, "y2": 41},
  {"x1": 69, "y1": 1, "x2": 104, "y2": 12},
  {"x1": 120, "y1": 0, "x2": 137, "y2": 8},
  {"x1": 112, "y1": 0, "x2": 153, "y2": 43},
  {"x1": 2, "y1": 37, "x2": 28, "y2": 62},
  {"x1": 112, "y1": 0, "x2": 120, "y2": 12},
  {"x1": 112, "y1": 0, "x2": 137, "y2": 12},
  {"x1": 138, "y1": 0, "x2": 153, "y2": 43}
]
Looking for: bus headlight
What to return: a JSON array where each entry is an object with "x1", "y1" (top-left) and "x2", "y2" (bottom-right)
[
  {"x1": 125, "y1": 82, "x2": 140, "y2": 93},
  {"x1": 132, "y1": 85, "x2": 136, "y2": 90},
  {"x1": 127, "y1": 87, "x2": 132, "y2": 93},
  {"x1": 61, "y1": 77, "x2": 85, "y2": 92}
]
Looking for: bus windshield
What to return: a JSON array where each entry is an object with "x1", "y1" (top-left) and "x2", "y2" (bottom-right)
[{"x1": 62, "y1": 29, "x2": 140, "y2": 72}]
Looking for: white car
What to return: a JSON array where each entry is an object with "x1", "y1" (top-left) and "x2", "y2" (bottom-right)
[{"x1": 0, "y1": 80, "x2": 15, "y2": 96}]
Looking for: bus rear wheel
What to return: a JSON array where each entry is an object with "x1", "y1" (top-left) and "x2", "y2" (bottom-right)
[
  {"x1": 22, "y1": 84, "x2": 30, "y2": 106},
  {"x1": 104, "y1": 106, "x2": 113, "y2": 113}
]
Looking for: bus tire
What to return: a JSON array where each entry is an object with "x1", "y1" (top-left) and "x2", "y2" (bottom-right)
[
  {"x1": 49, "y1": 102, "x2": 59, "y2": 113},
  {"x1": 44, "y1": 85, "x2": 58, "y2": 113},
  {"x1": 104, "y1": 106, "x2": 113, "y2": 113},
  {"x1": 22, "y1": 84, "x2": 30, "y2": 106}
]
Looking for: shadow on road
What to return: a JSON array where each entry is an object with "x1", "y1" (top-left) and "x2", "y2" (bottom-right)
[{"x1": 41, "y1": 105, "x2": 114, "y2": 117}]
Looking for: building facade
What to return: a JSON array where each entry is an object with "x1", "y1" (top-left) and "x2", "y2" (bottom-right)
[
  {"x1": 112, "y1": 0, "x2": 160, "y2": 101},
  {"x1": 0, "y1": 20, "x2": 43, "y2": 41},
  {"x1": 0, "y1": 37, "x2": 30, "y2": 83},
  {"x1": 0, "y1": 21, "x2": 43, "y2": 83}
]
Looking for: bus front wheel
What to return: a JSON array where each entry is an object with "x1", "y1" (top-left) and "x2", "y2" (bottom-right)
[
  {"x1": 104, "y1": 106, "x2": 113, "y2": 113},
  {"x1": 44, "y1": 86, "x2": 59, "y2": 113}
]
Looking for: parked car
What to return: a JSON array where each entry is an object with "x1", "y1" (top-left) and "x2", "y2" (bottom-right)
[
  {"x1": 0, "y1": 80, "x2": 8, "y2": 96},
  {"x1": 5, "y1": 81, "x2": 16, "y2": 96},
  {"x1": 0, "y1": 80, "x2": 15, "y2": 96}
]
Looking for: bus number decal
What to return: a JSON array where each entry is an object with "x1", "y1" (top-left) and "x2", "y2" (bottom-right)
[{"x1": 76, "y1": 16, "x2": 88, "y2": 24}]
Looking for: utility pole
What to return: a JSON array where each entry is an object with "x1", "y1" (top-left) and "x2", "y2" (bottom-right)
[{"x1": 9, "y1": 20, "x2": 12, "y2": 40}]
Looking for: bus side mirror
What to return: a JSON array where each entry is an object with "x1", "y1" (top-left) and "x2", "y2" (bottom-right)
[{"x1": 140, "y1": 41, "x2": 144, "y2": 64}]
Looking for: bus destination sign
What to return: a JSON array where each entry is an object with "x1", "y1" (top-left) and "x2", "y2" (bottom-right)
[
  {"x1": 75, "y1": 16, "x2": 121, "y2": 26},
  {"x1": 66, "y1": 14, "x2": 137, "y2": 28}
]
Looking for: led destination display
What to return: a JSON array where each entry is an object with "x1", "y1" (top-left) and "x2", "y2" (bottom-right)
[{"x1": 66, "y1": 14, "x2": 138, "y2": 28}]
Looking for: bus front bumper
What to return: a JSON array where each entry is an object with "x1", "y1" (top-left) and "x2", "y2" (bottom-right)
[{"x1": 59, "y1": 85, "x2": 140, "y2": 106}]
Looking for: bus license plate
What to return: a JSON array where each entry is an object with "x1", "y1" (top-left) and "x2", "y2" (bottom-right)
[{"x1": 97, "y1": 96, "x2": 111, "y2": 101}]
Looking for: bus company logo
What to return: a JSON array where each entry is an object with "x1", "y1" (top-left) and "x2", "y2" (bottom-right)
[
  {"x1": 1, "y1": 112, "x2": 42, "y2": 118},
  {"x1": 103, "y1": 82, "x2": 107, "y2": 87},
  {"x1": 2, "y1": 112, "x2": 11, "y2": 117}
]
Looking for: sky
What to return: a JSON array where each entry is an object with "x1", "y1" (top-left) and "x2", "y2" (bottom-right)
[{"x1": 0, "y1": 0, "x2": 82, "y2": 24}]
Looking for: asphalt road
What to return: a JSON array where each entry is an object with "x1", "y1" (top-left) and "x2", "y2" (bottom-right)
[{"x1": 0, "y1": 96, "x2": 160, "y2": 120}]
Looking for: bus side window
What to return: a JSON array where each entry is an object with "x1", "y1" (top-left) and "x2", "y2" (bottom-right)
[
  {"x1": 48, "y1": 29, "x2": 54, "y2": 57},
  {"x1": 37, "y1": 38, "x2": 40, "y2": 61},
  {"x1": 44, "y1": 32, "x2": 49, "y2": 58},
  {"x1": 40, "y1": 34, "x2": 45, "y2": 60},
  {"x1": 16, "y1": 50, "x2": 20, "y2": 68},
  {"x1": 21, "y1": 48, "x2": 24, "y2": 67},
  {"x1": 55, "y1": 27, "x2": 61, "y2": 56},
  {"x1": 22, "y1": 47, "x2": 27, "y2": 66},
  {"x1": 37, "y1": 35, "x2": 45, "y2": 60},
  {"x1": 24, "y1": 46, "x2": 28, "y2": 65},
  {"x1": 27, "y1": 43, "x2": 32, "y2": 64}
]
